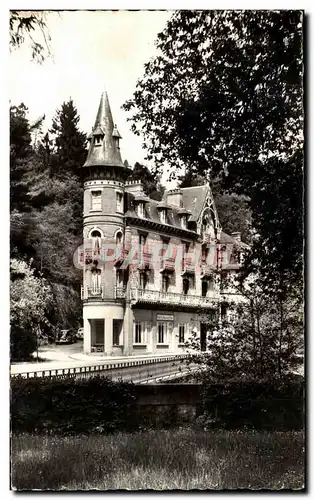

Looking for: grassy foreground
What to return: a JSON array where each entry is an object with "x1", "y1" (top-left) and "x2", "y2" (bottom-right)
[{"x1": 11, "y1": 429, "x2": 304, "y2": 491}]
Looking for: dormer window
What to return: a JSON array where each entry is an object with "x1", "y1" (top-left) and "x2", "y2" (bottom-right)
[
  {"x1": 160, "y1": 209, "x2": 167, "y2": 224},
  {"x1": 181, "y1": 215, "x2": 187, "y2": 229},
  {"x1": 94, "y1": 135, "x2": 102, "y2": 146},
  {"x1": 138, "y1": 202, "x2": 144, "y2": 218},
  {"x1": 178, "y1": 207, "x2": 191, "y2": 230}
]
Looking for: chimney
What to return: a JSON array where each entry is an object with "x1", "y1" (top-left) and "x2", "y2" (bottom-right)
[
  {"x1": 231, "y1": 232, "x2": 241, "y2": 242},
  {"x1": 166, "y1": 189, "x2": 182, "y2": 207},
  {"x1": 125, "y1": 180, "x2": 145, "y2": 195}
]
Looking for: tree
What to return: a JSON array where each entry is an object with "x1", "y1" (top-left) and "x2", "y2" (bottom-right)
[
  {"x1": 128, "y1": 162, "x2": 164, "y2": 201},
  {"x1": 49, "y1": 99, "x2": 87, "y2": 235},
  {"x1": 10, "y1": 104, "x2": 33, "y2": 212},
  {"x1": 10, "y1": 259, "x2": 52, "y2": 360},
  {"x1": 10, "y1": 10, "x2": 52, "y2": 63},
  {"x1": 185, "y1": 271, "x2": 303, "y2": 382},
  {"x1": 123, "y1": 10, "x2": 303, "y2": 284}
]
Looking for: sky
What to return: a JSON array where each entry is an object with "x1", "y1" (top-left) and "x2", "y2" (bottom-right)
[{"x1": 9, "y1": 10, "x2": 178, "y2": 186}]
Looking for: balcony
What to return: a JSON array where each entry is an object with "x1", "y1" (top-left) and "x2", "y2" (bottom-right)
[
  {"x1": 130, "y1": 288, "x2": 219, "y2": 310},
  {"x1": 81, "y1": 285, "x2": 104, "y2": 300},
  {"x1": 160, "y1": 257, "x2": 176, "y2": 273},
  {"x1": 115, "y1": 286, "x2": 126, "y2": 299},
  {"x1": 200, "y1": 263, "x2": 216, "y2": 277},
  {"x1": 114, "y1": 246, "x2": 129, "y2": 266},
  {"x1": 181, "y1": 257, "x2": 195, "y2": 275},
  {"x1": 80, "y1": 248, "x2": 101, "y2": 265},
  {"x1": 137, "y1": 251, "x2": 152, "y2": 270}
]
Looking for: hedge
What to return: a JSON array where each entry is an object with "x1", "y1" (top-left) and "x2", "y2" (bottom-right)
[
  {"x1": 199, "y1": 376, "x2": 305, "y2": 430},
  {"x1": 11, "y1": 376, "x2": 135, "y2": 435},
  {"x1": 10, "y1": 375, "x2": 304, "y2": 435}
]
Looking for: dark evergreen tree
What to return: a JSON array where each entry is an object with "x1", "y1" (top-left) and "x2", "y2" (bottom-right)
[
  {"x1": 128, "y1": 162, "x2": 164, "y2": 201},
  {"x1": 49, "y1": 98, "x2": 87, "y2": 235}
]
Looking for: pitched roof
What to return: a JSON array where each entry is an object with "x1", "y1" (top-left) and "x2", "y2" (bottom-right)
[
  {"x1": 83, "y1": 92, "x2": 125, "y2": 168},
  {"x1": 220, "y1": 231, "x2": 249, "y2": 248},
  {"x1": 179, "y1": 185, "x2": 209, "y2": 221},
  {"x1": 124, "y1": 192, "x2": 196, "y2": 234}
]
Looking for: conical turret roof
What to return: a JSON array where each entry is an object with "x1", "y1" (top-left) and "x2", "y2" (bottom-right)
[{"x1": 83, "y1": 92, "x2": 125, "y2": 168}]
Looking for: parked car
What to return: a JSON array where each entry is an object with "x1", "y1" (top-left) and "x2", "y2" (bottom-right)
[
  {"x1": 77, "y1": 327, "x2": 84, "y2": 340},
  {"x1": 56, "y1": 329, "x2": 77, "y2": 344}
]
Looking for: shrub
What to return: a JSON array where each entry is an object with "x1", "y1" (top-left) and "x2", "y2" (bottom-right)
[
  {"x1": 199, "y1": 375, "x2": 304, "y2": 430},
  {"x1": 11, "y1": 376, "x2": 135, "y2": 435}
]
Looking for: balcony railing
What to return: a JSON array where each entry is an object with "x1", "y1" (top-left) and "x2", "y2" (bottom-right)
[
  {"x1": 114, "y1": 246, "x2": 129, "y2": 265},
  {"x1": 160, "y1": 257, "x2": 176, "y2": 273},
  {"x1": 81, "y1": 285, "x2": 105, "y2": 300},
  {"x1": 130, "y1": 288, "x2": 219, "y2": 309},
  {"x1": 115, "y1": 286, "x2": 126, "y2": 299},
  {"x1": 200, "y1": 263, "x2": 216, "y2": 277},
  {"x1": 138, "y1": 251, "x2": 152, "y2": 270},
  {"x1": 181, "y1": 257, "x2": 195, "y2": 275}
]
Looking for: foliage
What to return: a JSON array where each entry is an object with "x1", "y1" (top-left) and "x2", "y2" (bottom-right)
[
  {"x1": 11, "y1": 376, "x2": 135, "y2": 435},
  {"x1": 10, "y1": 259, "x2": 52, "y2": 360},
  {"x1": 11, "y1": 429, "x2": 304, "y2": 490},
  {"x1": 10, "y1": 10, "x2": 52, "y2": 63},
  {"x1": 189, "y1": 270, "x2": 303, "y2": 381},
  {"x1": 48, "y1": 99, "x2": 87, "y2": 234},
  {"x1": 10, "y1": 100, "x2": 86, "y2": 340},
  {"x1": 198, "y1": 376, "x2": 304, "y2": 431},
  {"x1": 123, "y1": 10, "x2": 303, "y2": 284},
  {"x1": 10, "y1": 104, "x2": 33, "y2": 212},
  {"x1": 128, "y1": 162, "x2": 164, "y2": 201}
]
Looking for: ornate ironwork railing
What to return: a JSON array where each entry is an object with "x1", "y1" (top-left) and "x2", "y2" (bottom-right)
[
  {"x1": 115, "y1": 286, "x2": 126, "y2": 299},
  {"x1": 130, "y1": 288, "x2": 220, "y2": 309},
  {"x1": 81, "y1": 285, "x2": 104, "y2": 300}
]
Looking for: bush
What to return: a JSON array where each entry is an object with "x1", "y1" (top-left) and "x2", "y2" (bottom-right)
[
  {"x1": 199, "y1": 375, "x2": 304, "y2": 431},
  {"x1": 10, "y1": 324, "x2": 37, "y2": 361},
  {"x1": 11, "y1": 376, "x2": 136, "y2": 435}
]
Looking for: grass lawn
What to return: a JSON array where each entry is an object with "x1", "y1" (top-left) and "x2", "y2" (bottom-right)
[{"x1": 11, "y1": 429, "x2": 304, "y2": 491}]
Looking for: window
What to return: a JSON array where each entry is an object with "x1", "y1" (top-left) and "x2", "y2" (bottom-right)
[
  {"x1": 160, "y1": 209, "x2": 167, "y2": 224},
  {"x1": 133, "y1": 322, "x2": 148, "y2": 345},
  {"x1": 139, "y1": 233, "x2": 147, "y2": 246},
  {"x1": 201, "y1": 280, "x2": 208, "y2": 297},
  {"x1": 94, "y1": 319, "x2": 104, "y2": 344},
  {"x1": 91, "y1": 190, "x2": 102, "y2": 211},
  {"x1": 94, "y1": 136, "x2": 102, "y2": 146},
  {"x1": 91, "y1": 269, "x2": 101, "y2": 291},
  {"x1": 91, "y1": 230, "x2": 101, "y2": 257},
  {"x1": 116, "y1": 231, "x2": 123, "y2": 245},
  {"x1": 137, "y1": 202, "x2": 144, "y2": 218},
  {"x1": 134, "y1": 322, "x2": 142, "y2": 343},
  {"x1": 116, "y1": 191, "x2": 123, "y2": 213},
  {"x1": 116, "y1": 269, "x2": 124, "y2": 287},
  {"x1": 157, "y1": 322, "x2": 167, "y2": 344},
  {"x1": 180, "y1": 216, "x2": 187, "y2": 229},
  {"x1": 179, "y1": 325, "x2": 185, "y2": 344},
  {"x1": 208, "y1": 276, "x2": 214, "y2": 291},
  {"x1": 202, "y1": 244, "x2": 209, "y2": 263},
  {"x1": 162, "y1": 274, "x2": 170, "y2": 293},
  {"x1": 183, "y1": 277, "x2": 189, "y2": 295},
  {"x1": 139, "y1": 271, "x2": 147, "y2": 290},
  {"x1": 113, "y1": 319, "x2": 123, "y2": 346}
]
